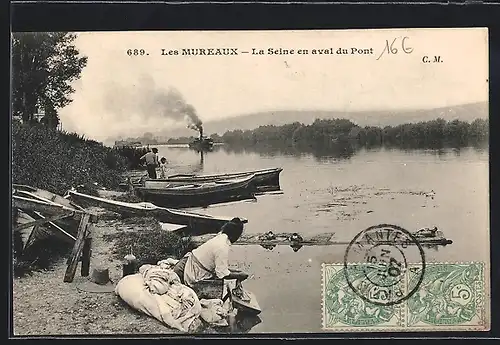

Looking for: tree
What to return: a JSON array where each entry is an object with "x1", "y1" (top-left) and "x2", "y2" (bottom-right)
[
  {"x1": 209, "y1": 133, "x2": 222, "y2": 143},
  {"x1": 40, "y1": 103, "x2": 59, "y2": 129},
  {"x1": 11, "y1": 32, "x2": 88, "y2": 124}
]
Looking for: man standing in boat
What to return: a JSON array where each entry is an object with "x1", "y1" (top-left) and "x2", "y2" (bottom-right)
[
  {"x1": 173, "y1": 218, "x2": 249, "y2": 286},
  {"x1": 140, "y1": 148, "x2": 160, "y2": 179}
]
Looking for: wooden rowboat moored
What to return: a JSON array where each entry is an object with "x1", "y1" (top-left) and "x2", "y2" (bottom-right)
[
  {"x1": 121, "y1": 167, "x2": 283, "y2": 193},
  {"x1": 67, "y1": 190, "x2": 247, "y2": 236},
  {"x1": 133, "y1": 174, "x2": 259, "y2": 208},
  {"x1": 167, "y1": 167, "x2": 282, "y2": 186}
]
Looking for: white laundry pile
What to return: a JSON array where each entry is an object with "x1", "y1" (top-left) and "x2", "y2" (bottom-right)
[
  {"x1": 115, "y1": 259, "x2": 230, "y2": 332},
  {"x1": 140, "y1": 263, "x2": 181, "y2": 295},
  {"x1": 200, "y1": 298, "x2": 231, "y2": 327}
]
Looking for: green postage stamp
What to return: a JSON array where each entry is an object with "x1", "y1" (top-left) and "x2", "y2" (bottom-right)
[{"x1": 322, "y1": 262, "x2": 490, "y2": 332}]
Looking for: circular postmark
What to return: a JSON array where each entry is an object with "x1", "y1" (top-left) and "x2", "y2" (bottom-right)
[
  {"x1": 343, "y1": 224, "x2": 426, "y2": 306},
  {"x1": 363, "y1": 243, "x2": 408, "y2": 287}
]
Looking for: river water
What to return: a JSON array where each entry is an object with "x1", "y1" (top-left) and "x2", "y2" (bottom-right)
[{"x1": 155, "y1": 144, "x2": 489, "y2": 333}]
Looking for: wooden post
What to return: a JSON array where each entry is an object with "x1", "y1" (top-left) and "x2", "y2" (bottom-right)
[
  {"x1": 80, "y1": 224, "x2": 93, "y2": 277},
  {"x1": 64, "y1": 213, "x2": 90, "y2": 283}
]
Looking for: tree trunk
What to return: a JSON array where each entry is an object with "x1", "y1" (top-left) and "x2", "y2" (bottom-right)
[
  {"x1": 42, "y1": 103, "x2": 59, "y2": 129},
  {"x1": 21, "y1": 91, "x2": 29, "y2": 123},
  {"x1": 23, "y1": 92, "x2": 37, "y2": 124}
]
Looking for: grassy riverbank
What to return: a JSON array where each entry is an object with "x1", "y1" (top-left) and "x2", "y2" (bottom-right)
[
  {"x1": 12, "y1": 122, "x2": 147, "y2": 196},
  {"x1": 102, "y1": 216, "x2": 198, "y2": 264},
  {"x1": 11, "y1": 123, "x2": 153, "y2": 274}
]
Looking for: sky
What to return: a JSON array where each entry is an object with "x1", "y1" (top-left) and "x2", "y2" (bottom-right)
[{"x1": 57, "y1": 28, "x2": 489, "y2": 141}]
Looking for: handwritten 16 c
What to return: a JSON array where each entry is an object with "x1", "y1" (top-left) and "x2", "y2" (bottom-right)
[
  {"x1": 376, "y1": 37, "x2": 413, "y2": 60},
  {"x1": 127, "y1": 49, "x2": 148, "y2": 56}
]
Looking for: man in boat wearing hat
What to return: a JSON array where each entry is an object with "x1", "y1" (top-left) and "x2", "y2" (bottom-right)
[{"x1": 173, "y1": 218, "x2": 249, "y2": 287}]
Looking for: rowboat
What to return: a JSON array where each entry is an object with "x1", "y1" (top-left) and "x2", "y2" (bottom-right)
[
  {"x1": 166, "y1": 167, "x2": 282, "y2": 189},
  {"x1": 14, "y1": 210, "x2": 54, "y2": 251},
  {"x1": 67, "y1": 190, "x2": 248, "y2": 235},
  {"x1": 13, "y1": 184, "x2": 86, "y2": 212},
  {"x1": 12, "y1": 186, "x2": 93, "y2": 255},
  {"x1": 12, "y1": 185, "x2": 88, "y2": 240},
  {"x1": 121, "y1": 167, "x2": 283, "y2": 193},
  {"x1": 133, "y1": 174, "x2": 258, "y2": 208},
  {"x1": 12, "y1": 197, "x2": 80, "y2": 243}
]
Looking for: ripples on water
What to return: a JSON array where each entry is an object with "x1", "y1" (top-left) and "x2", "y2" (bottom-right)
[{"x1": 154, "y1": 143, "x2": 488, "y2": 333}]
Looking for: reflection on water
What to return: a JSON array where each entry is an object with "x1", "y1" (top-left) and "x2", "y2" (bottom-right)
[
  {"x1": 188, "y1": 150, "x2": 205, "y2": 173},
  {"x1": 261, "y1": 244, "x2": 276, "y2": 251},
  {"x1": 229, "y1": 313, "x2": 262, "y2": 333},
  {"x1": 259, "y1": 244, "x2": 304, "y2": 252},
  {"x1": 210, "y1": 141, "x2": 489, "y2": 163},
  {"x1": 158, "y1": 141, "x2": 488, "y2": 333},
  {"x1": 217, "y1": 141, "x2": 357, "y2": 162},
  {"x1": 206, "y1": 312, "x2": 262, "y2": 334},
  {"x1": 258, "y1": 243, "x2": 446, "y2": 253},
  {"x1": 168, "y1": 140, "x2": 489, "y2": 166}
]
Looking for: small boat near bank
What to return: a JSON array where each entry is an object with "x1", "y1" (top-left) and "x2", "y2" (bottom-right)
[
  {"x1": 67, "y1": 190, "x2": 247, "y2": 236},
  {"x1": 12, "y1": 185, "x2": 97, "y2": 258},
  {"x1": 133, "y1": 174, "x2": 259, "y2": 208},
  {"x1": 167, "y1": 167, "x2": 283, "y2": 188},
  {"x1": 14, "y1": 209, "x2": 53, "y2": 252},
  {"x1": 13, "y1": 184, "x2": 86, "y2": 212},
  {"x1": 122, "y1": 167, "x2": 283, "y2": 193},
  {"x1": 12, "y1": 184, "x2": 89, "y2": 242}
]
